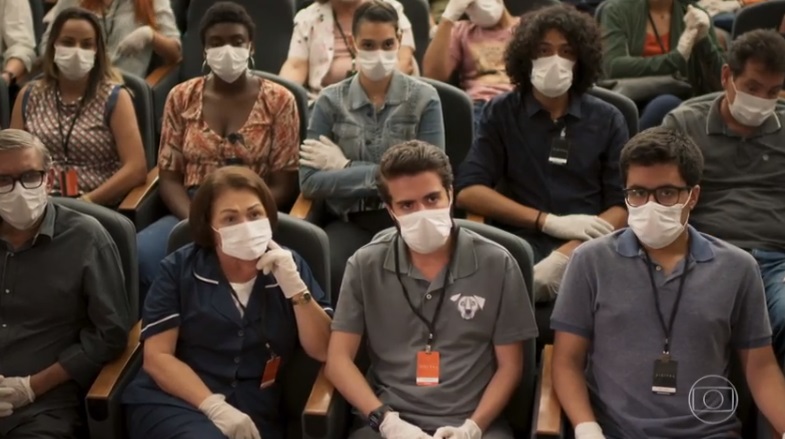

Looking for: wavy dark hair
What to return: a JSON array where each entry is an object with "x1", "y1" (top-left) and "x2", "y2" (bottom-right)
[{"x1": 505, "y1": 5, "x2": 602, "y2": 95}]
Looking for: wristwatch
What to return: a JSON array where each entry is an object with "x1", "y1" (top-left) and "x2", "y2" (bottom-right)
[
  {"x1": 290, "y1": 291, "x2": 312, "y2": 306},
  {"x1": 368, "y1": 404, "x2": 393, "y2": 432}
]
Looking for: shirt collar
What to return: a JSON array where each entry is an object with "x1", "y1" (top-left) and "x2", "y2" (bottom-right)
[
  {"x1": 523, "y1": 91, "x2": 583, "y2": 119},
  {"x1": 348, "y1": 70, "x2": 408, "y2": 111},
  {"x1": 615, "y1": 225, "x2": 715, "y2": 262},
  {"x1": 706, "y1": 94, "x2": 782, "y2": 137},
  {"x1": 382, "y1": 227, "x2": 479, "y2": 280}
]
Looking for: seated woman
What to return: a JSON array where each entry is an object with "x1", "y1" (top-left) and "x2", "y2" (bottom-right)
[
  {"x1": 41, "y1": 0, "x2": 181, "y2": 78},
  {"x1": 10, "y1": 7, "x2": 147, "y2": 205},
  {"x1": 123, "y1": 166, "x2": 332, "y2": 439},
  {"x1": 136, "y1": 1, "x2": 301, "y2": 302},
  {"x1": 280, "y1": 0, "x2": 416, "y2": 100},
  {"x1": 301, "y1": 0, "x2": 445, "y2": 296},
  {"x1": 600, "y1": 0, "x2": 725, "y2": 129},
  {"x1": 1, "y1": 0, "x2": 36, "y2": 91}
]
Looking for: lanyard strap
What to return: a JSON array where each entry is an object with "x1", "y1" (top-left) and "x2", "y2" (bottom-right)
[
  {"x1": 647, "y1": 13, "x2": 668, "y2": 55},
  {"x1": 101, "y1": 0, "x2": 121, "y2": 43},
  {"x1": 228, "y1": 282, "x2": 276, "y2": 357},
  {"x1": 393, "y1": 228, "x2": 458, "y2": 352},
  {"x1": 333, "y1": 11, "x2": 356, "y2": 59},
  {"x1": 55, "y1": 92, "x2": 84, "y2": 164},
  {"x1": 644, "y1": 254, "x2": 689, "y2": 355}
]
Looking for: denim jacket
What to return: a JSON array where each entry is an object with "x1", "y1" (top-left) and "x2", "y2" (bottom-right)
[{"x1": 300, "y1": 71, "x2": 445, "y2": 216}]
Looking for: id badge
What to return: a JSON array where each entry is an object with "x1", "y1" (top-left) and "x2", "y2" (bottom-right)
[
  {"x1": 62, "y1": 168, "x2": 80, "y2": 197},
  {"x1": 416, "y1": 351, "x2": 440, "y2": 386},
  {"x1": 260, "y1": 355, "x2": 281, "y2": 389},
  {"x1": 548, "y1": 132, "x2": 569, "y2": 166},
  {"x1": 652, "y1": 354, "x2": 678, "y2": 395}
]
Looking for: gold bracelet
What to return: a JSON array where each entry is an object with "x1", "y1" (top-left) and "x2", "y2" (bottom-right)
[{"x1": 80, "y1": 194, "x2": 93, "y2": 203}]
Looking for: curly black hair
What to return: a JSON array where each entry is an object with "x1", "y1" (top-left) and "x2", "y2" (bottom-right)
[
  {"x1": 505, "y1": 5, "x2": 603, "y2": 95},
  {"x1": 199, "y1": 1, "x2": 256, "y2": 46}
]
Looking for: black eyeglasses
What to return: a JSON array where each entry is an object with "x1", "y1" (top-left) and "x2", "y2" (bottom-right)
[
  {"x1": 623, "y1": 185, "x2": 692, "y2": 207},
  {"x1": 0, "y1": 171, "x2": 46, "y2": 194}
]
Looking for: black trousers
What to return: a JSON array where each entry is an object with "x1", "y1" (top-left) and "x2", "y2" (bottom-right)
[{"x1": 0, "y1": 406, "x2": 82, "y2": 439}]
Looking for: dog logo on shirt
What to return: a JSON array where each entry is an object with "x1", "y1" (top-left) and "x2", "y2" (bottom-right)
[{"x1": 450, "y1": 294, "x2": 486, "y2": 320}]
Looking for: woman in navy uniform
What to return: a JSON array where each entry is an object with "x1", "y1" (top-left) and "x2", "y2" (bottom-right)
[{"x1": 123, "y1": 166, "x2": 332, "y2": 439}]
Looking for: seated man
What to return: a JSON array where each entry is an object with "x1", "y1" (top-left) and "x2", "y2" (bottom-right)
[
  {"x1": 455, "y1": 5, "x2": 629, "y2": 307},
  {"x1": 0, "y1": 129, "x2": 131, "y2": 439},
  {"x1": 662, "y1": 29, "x2": 785, "y2": 365},
  {"x1": 423, "y1": 0, "x2": 520, "y2": 127},
  {"x1": 551, "y1": 127, "x2": 785, "y2": 439},
  {"x1": 326, "y1": 140, "x2": 537, "y2": 439}
]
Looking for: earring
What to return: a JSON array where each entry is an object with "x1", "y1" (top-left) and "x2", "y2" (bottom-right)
[
  {"x1": 249, "y1": 56, "x2": 256, "y2": 71},
  {"x1": 201, "y1": 59, "x2": 208, "y2": 74}
]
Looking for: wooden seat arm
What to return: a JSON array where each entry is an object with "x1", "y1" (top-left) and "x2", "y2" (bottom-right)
[
  {"x1": 290, "y1": 193, "x2": 314, "y2": 220},
  {"x1": 145, "y1": 63, "x2": 180, "y2": 87},
  {"x1": 86, "y1": 321, "x2": 141, "y2": 400},
  {"x1": 536, "y1": 345, "x2": 564, "y2": 436},
  {"x1": 466, "y1": 212, "x2": 485, "y2": 223},
  {"x1": 119, "y1": 168, "x2": 159, "y2": 211},
  {"x1": 303, "y1": 365, "x2": 334, "y2": 416}
]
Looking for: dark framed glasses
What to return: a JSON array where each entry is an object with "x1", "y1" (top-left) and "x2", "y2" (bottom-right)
[
  {"x1": 623, "y1": 186, "x2": 692, "y2": 207},
  {"x1": 0, "y1": 171, "x2": 46, "y2": 194}
]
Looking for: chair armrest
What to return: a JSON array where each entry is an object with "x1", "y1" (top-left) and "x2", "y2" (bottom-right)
[
  {"x1": 535, "y1": 345, "x2": 565, "y2": 438},
  {"x1": 145, "y1": 63, "x2": 180, "y2": 87},
  {"x1": 87, "y1": 321, "x2": 141, "y2": 400},
  {"x1": 302, "y1": 365, "x2": 350, "y2": 439},
  {"x1": 466, "y1": 212, "x2": 485, "y2": 223},
  {"x1": 119, "y1": 168, "x2": 159, "y2": 211},
  {"x1": 290, "y1": 193, "x2": 313, "y2": 220},
  {"x1": 304, "y1": 366, "x2": 334, "y2": 417}
]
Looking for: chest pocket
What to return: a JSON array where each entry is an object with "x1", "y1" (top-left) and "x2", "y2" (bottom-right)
[
  {"x1": 333, "y1": 122, "x2": 365, "y2": 161},
  {"x1": 387, "y1": 116, "x2": 418, "y2": 147}
]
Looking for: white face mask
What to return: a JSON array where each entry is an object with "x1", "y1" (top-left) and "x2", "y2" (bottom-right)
[
  {"x1": 54, "y1": 46, "x2": 95, "y2": 80},
  {"x1": 395, "y1": 206, "x2": 453, "y2": 254},
  {"x1": 356, "y1": 49, "x2": 397, "y2": 81},
  {"x1": 206, "y1": 45, "x2": 250, "y2": 83},
  {"x1": 729, "y1": 80, "x2": 777, "y2": 127},
  {"x1": 466, "y1": 0, "x2": 504, "y2": 28},
  {"x1": 627, "y1": 198, "x2": 689, "y2": 249},
  {"x1": 215, "y1": 218, "x2": 272, "y2": 261},
  {"x1": 0, "y1": 184, "x2": 48, "y2": 231},
  {"x1": 530, "y1": 54, "x2": 574, "y2": 98}
]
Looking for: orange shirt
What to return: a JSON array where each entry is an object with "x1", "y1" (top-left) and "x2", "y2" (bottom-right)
[{"x1": 642, "y1": 32, "x2": 670, "y2": 57}]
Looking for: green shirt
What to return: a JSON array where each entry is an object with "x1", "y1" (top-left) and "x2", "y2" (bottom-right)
[{"x1": 599, "y1": 0, "x2": 726, "y2": 96}]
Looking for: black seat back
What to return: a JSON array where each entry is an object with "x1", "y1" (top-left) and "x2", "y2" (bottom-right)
[
  {"x1": 418, "y1": 78, "x2": 474, "y2": 174},
  {"x1": 732, "y1": 0, "x2": 785, "y2": 40},
  {"x1": 398, "y1": 0, "x2": 431, "y2": 66},
  {"x1": 588, "y1": 86, "x2": 639, "y2": 137},
  {"x1": 120, "y1": 73, "x2": 156, "y2": 168}
]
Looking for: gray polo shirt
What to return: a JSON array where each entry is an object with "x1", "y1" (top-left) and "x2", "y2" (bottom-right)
[
  {"x1": 332, "y1": 227, "x2": 538, "y2": 430},
  {"x1": 663, "y1": 94, "x2": 785, "y2": 252},
  {"x1": 552, "y1": 227, "x2": 771, "y2": 438},
  {"x1": 0, "y1": 203, "x2": 131, "y2": 411}
]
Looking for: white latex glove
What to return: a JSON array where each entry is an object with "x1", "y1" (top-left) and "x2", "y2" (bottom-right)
[
  {"x1": 379, "y1": 412, "x2": 434, "y2": 439},
  {"x1": 256, "y1": 241, "x2": 308, "y2": 299},
  {"x1": 198, "y1": 394, "x2": 261, "y2": 439},
  {"x1": 533, "y1": 251, "x2": 570, "y2": 303},
  {"x1": 541, "y1": 214, "x2": 614, "y2": 241},
  {"x1": 0, "y1": 401, "x2": 12, "y2": 418},
  {"x1": 697, "y1": 0, "x2": 740, "y2": 17},
  {"x1": 433, "y1": 419, "x2": 482, "y2": 439},
  {"x1": 300, "y1": 136, "x2": 350, "y2": 170},
  {"x1": 442, "y1": 0, "x2": 475, "y2": 22},
  {"x1": 684, "y1": 5, "x2": 711, "y2": 40},
  {"x1": 117, "y1": 25, "x2": 154, "y2": 56},
  {"x1": 575, "y1": 422, "x2": 606, "y2": 439},
  {"x1": 0, "y1": 376, "x2": 34, "y2": 410},
  {"x1": 676, "y1": 27, "x2": 699, "y2": 60}
]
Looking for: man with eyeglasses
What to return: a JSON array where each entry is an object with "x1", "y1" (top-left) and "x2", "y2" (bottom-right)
[
  {"x1": 551, "y1": 127, "x2": 785, "y2": 439},
  {"x1": 0, "y1": 129, "x2": 131, "y2": 439},
  {"x1": 662, "y1": 29, "x2": 785, "y2": 367}
]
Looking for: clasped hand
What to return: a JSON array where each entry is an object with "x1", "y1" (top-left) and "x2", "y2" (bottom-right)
[{"x1": 0, "y1": 375, "x2": 35, "y2": 418}]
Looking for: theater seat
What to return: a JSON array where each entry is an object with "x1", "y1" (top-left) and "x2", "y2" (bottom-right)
[{"x1": 0, "y1": 77, "x2": 9, "y2": 128}]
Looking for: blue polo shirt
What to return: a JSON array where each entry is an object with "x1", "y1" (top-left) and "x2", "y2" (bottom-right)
[
  {"x1": 123, "y1": 244, "x2": 330, "y2": 439},
  {"x1": 455, "y1": 91, "x2": 628, "y2": 236},
  {"x1": 552, "y1": 227, "x2": 771, "y2": 438}
]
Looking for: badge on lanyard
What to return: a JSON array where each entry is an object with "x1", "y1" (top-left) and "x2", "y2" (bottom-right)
[
  {"x1": 652, "y1": 353, "x2": 678, "y2": 395},
  {"x1": 260, "y1": 354, "x2": 281, "y2": 389},
  {"x1": 548, "y1": 126, "x2": 569, "y2": 166},
  {"x1": 61, "y1": 168, "x2": 80, "y2": 197},
  {"x1": 416, "y1": 351, "x2": 440, "y2": 386}
]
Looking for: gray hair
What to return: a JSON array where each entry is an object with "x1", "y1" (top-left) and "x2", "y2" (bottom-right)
[{"x1": 0, "y1": 129, "x2": 52, "y2": 170}]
